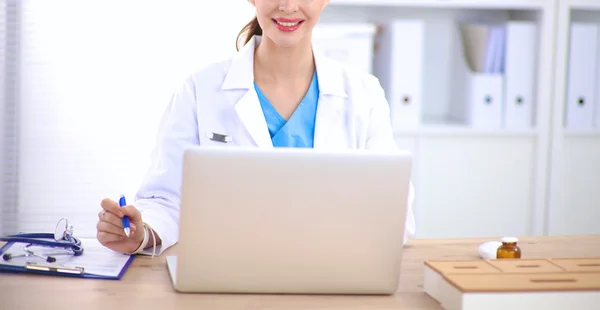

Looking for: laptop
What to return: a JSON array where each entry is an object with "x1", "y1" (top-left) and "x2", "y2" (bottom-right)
[{"x1": 166, "y1": 146, "x2": 412, "y2": 295}]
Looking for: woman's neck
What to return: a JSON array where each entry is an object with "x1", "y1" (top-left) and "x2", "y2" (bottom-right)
[{"x1": 254, "y1": 35, "x2": 315, "y2": 84}]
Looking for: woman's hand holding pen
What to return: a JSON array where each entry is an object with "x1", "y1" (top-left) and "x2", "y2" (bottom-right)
[{"x1": 97, "y1": 198, "x2": 145, "y2": 254}]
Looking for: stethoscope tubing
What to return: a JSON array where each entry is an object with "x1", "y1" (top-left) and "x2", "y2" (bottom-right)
[{"x1": 0, "y1": 233, "x2": 84, "y2": 256}]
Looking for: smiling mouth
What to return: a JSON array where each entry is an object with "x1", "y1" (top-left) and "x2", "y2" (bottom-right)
[
  {"x1": 272, "y1": 18, "x2": 304, "y2": 27},
  {"x1": 274, "y1": 20, "x2": 303, "y2": 27},
  {"x1": 272, "y1": 18, "x2": 305, "y2": 32}
]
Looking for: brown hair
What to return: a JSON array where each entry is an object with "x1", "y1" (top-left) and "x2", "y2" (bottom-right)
[{"x1": 236, "y1": 16, "x2": 262, "y2": 51}]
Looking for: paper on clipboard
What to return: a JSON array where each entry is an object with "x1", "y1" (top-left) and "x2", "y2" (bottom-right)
[{"x1": 0, "y1": 238, "x2": 135, "y2": 279}]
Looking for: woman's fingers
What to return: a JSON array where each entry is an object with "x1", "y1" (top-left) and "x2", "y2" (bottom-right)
[
  {"x1": 97, "y1": 220, "x2": 126, "y2": 237},
  {"x1": 96, "y1": 198, "x2": 144, "y2": 252},
  {"x1": 120, "y1": 205, "x2": 142, "y2": 222},
  {"x1": 97, "y1": 231, "x2": 125, "y2": 244},
  {"x1": 100, "y1": 198, "x2": 123, "y2": 217},
  {"x1": 98, "y1": 209, "x2": 124, "y2": 228},
  {"x1": 97, "y1": 210, "x2": 138, "y2": 234},
  {"x1": 99, "y1": 199, "x2": 141, "y2": 227}
]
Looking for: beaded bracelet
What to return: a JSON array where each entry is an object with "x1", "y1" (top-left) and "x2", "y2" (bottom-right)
[{"x1": 127, "y1": 222, "x2": 149, "y2": 255}]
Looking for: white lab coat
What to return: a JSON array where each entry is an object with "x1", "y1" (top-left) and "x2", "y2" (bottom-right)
[{"x1": 133, "y1": 36, "x2": 416, "y2": 255}]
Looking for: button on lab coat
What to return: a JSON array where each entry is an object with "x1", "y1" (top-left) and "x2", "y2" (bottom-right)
[{"x1": 133, "y1": 36, "x2": 416, "y2": 255}]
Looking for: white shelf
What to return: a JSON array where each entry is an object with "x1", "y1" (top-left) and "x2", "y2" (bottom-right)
[
  {"x1": 318, "y1": 0, "x2": 558, "y2": 239},
  {"x1": 546, "y1": 0, "x2": 600, "y2": 236},
  {"x1": 329, "y1": 0, "x2": 547, "y2": 9},
  {"x1": 564, "y1": 0, "x2": 600, "y2": 10},
  {"x1": 322, "y1": 0, "x2": 555, "y2": 239},
  {"x1": 563, "y1": 129, "x2": 600, "y2": 137},
  {"x1": 394, "y1": 126, "x2": 539, "y2": 137}
]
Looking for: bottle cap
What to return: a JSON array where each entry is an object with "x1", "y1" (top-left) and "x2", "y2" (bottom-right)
[{"x1": 501, "y1": 237, "x2": 518, "y2": 243}]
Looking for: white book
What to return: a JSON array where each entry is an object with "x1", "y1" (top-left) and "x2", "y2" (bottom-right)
[
  {"x1": 595, "y1": 24, "x2": 600, "y2": 128},
  {"x1": 450, "y1": 22, "x2": 504, "y2": 128},
  {"x1": 503, "y1": 21, "x2": 538, "y2": 129},
  {"x1": 565, "y1": 23, "x2": 598, "y2": 129},
  {"x1": 373, "y1": 19, "x2": 425, "y2": 130},
  {"x1": 466, "y1": 74, "x2": 504, "y2": 128}
]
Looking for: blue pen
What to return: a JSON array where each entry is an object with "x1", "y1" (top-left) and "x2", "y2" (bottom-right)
[{"x1": 119, "y1": 195, "x2": 131, "y2": 237}]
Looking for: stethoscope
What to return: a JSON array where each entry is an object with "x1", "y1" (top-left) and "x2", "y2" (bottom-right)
[{"x1": 0, "y1": 218, "x2": 84, "y2": 263}]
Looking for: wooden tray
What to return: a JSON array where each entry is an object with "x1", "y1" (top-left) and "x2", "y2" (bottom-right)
[{"x1": 423, "y1": 257, "x2": 600, "y2": 310}]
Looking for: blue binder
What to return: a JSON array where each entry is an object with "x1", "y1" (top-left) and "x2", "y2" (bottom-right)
[{"x1": 0, "y1": 240, "x2": 136, "y2": 280}]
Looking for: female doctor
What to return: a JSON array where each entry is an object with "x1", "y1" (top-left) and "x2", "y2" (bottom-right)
[{"x1": 96, "y1": 0, "x2": 416, "y2": 255}]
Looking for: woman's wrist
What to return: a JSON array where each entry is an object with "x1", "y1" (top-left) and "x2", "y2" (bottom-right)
[{"x1": 127, "y1": 223, "x2": 149, "y2": 254}]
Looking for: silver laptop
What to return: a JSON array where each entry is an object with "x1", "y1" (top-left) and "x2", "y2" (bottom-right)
[{"x1": 166, "y1": 146, "x2": 412, "y2": 295}]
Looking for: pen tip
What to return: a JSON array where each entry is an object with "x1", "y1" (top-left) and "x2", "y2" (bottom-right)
[{"x1": 124, "y1": 228, "x2": 130, "y2": 237}]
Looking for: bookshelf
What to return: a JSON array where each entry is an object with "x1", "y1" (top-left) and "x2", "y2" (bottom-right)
[
  {"x1": 321, "y1": 0, "x2": 557, "y2": 238},
  {"x1": 547, "y1": 0, "x2": 600, "y2": 236},
  {"x1": 329, "y1": 0, "x2": 547, "y2": 9}
]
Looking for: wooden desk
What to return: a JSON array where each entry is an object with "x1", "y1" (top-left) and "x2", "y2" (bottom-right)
[{"x1": 1, "y1": 235, "x2": 599, "y2": 309}]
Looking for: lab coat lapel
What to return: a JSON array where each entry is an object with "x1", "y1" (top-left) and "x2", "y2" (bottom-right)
[
  {"x1": 222, "y1": 37, "x2": 273, "y2": 148},
  {"x1": 221, "y1": 37, "x2": 349, "y2": 149},
  {"x1": 312, "y1": 48, "x2": 348, "y2": 149},
  {"x1": 235, "y1": 88, "x2": 273, "y2": 148}
]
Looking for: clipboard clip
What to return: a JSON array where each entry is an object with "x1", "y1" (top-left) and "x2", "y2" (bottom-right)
[
  {"x1": 205, "y1": 132, "x2": 232, "y2": 143},
  {"x1": 25, "y1": 262, "x2": 84, "y2": 275}
]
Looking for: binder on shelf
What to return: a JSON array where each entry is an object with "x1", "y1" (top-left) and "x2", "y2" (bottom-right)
[
  {"x1": 448, "y1": 22, "x2": 504, "y2": 128},
  {"x1": 373, "y1": 19, "x2": 425, "y2": 130},
  {"x1": 312, "y1": 23, "x2": 377, "y2": 74},
  {"x1": 596, "y1": 25, "x2": 600, "y2": 129},
  {"x1": 503, "y1": 21, "x2": 538, "y2": 129},
  {"x1": 565, "y1": 23, "x2": 598, "y2": 129}
]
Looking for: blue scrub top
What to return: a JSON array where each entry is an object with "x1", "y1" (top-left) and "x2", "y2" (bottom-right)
[{"x1": 254, "y1": 72, "x2": 320, "y2": 148}]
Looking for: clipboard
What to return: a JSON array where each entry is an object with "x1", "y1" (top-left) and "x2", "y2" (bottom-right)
[{"x1": 0, "y1": 238, "x2": 136, "y2": 280}]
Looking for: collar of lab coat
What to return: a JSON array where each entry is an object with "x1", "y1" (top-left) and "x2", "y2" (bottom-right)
[
  {"x1": 221, "y1": 35, "x2": 347, "y2": 98},
  {"x1": 220, "y1": 35, "x2": 348, "y2": 149}
]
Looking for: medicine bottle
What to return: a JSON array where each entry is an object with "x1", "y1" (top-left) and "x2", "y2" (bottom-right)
[{"x1": 496, "y1": 237, "x2": 521, "y2": 259}]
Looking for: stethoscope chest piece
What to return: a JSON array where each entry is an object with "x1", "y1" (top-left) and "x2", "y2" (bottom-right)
[
  {"x1": 54, "y1": 218, "x2": 74, "y2": 241},
  {"x1": 0, "y1": 218, "x2": 84, "y2": 263}
]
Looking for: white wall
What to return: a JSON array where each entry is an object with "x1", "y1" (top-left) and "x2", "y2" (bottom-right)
[
  {"x1": 7, "y1": 0, "x2": 600, "y2": 239},
  {"x1": 16, "y1": 0, "x2": 255, "y2": 237},
  {"x1": 0, "y1": 2, "x2": 5, "y2": 235},
  {"x1": 1, "y1": 0, "x2": 18, "y2": 235}
]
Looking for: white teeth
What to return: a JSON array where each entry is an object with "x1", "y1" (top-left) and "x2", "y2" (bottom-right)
[{"x1": 276, "y1": 21, "x2": 299, "y2": 27}]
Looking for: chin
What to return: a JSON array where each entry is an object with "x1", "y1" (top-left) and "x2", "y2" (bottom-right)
[
  {"x1": 266, "y1": 31, "x2": 311, "y2": 49},
  {"x1": 271, "y1": 37, "x2": 301, "y2": 48}
]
